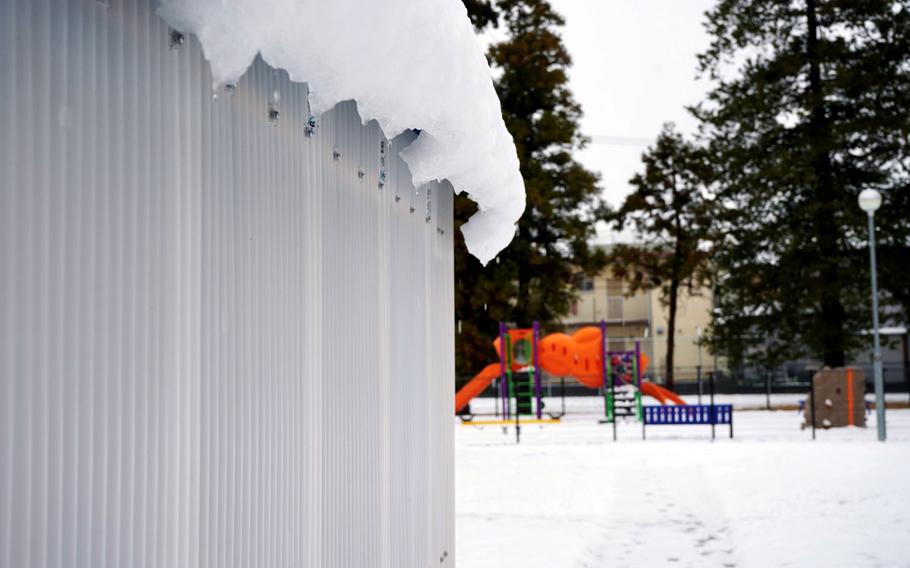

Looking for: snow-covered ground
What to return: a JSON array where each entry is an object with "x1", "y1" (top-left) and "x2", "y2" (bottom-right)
[{"x1": 456, "y1": 398, "x2": 910, "y2": 568}]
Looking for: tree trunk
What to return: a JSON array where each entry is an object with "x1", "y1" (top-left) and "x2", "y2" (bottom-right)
[
  {"x1": 665, "y1": 188, "x2": 685, "y2": 391},
  {"x1": 513, "y1": 224, "x2": 529, "y2": 325},
  {"x1": 806, "y1": 0, "x2": 846, "y2": 367},
  {"x1": 666, "y1": 279, "x2": 679, "y2": 391}
]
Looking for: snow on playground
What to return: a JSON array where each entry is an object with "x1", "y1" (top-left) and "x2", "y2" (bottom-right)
[{"x1": 456, "y1": 398, "x2": 910, "y2": 568}]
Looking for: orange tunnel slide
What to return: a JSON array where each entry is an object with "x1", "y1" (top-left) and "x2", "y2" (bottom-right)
[{"x1": 455, "y1": 326, "x2": 685, "y2": 413}]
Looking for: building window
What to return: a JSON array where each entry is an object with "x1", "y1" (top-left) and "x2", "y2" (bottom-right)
[{"x1": 578, "y1": 276, "x2": 594, "y2": 292}]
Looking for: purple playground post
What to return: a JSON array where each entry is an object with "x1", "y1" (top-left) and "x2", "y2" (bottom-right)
[
  {"x1": 499, "y1": 322, "x2": 509, "y2": 419},
  {"x1": 600, "y1": 319, "x2": 607, "y2": 384},
  {"x1": 533, "y1": 320, "x2": 542, "y2": 419},
  {"x1": 635, "y1": 340, "x2": 643, "y2": 421},
  {"x1": 635, "y1": 340, "x2": 641, "y2": 387}
]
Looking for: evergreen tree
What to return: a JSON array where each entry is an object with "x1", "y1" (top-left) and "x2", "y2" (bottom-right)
[
  {"x1": 609, "y1": 124, "x2": 712, "y2": 390},
  {"x1": 456, "y1": 0, "x2": 606, "y2": 376},
  {"x1": 463, "y1": 0, "x2": 498, "y2": 30},
  {"x1": 694, "y1": 0, "x2": 910, "y2": 368}
]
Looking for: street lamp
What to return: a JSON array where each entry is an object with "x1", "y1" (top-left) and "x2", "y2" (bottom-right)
[{"x1": 858, "y1": 188, "x2": 886, "y2": 441}]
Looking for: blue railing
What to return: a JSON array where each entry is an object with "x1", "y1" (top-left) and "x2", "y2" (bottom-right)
[
  {"x1": 643, "y1": 404, "x2": 733, "y2": 425},
  {"x1": 641, "y1": 404, "x2": 734, "y2": 439}
]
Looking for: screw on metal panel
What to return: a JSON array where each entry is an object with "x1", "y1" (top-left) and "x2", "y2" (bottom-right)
[
  {"x1": 169, "y1": 29, "x2": 185, "y2": 49},
  {"x1": 333, "y1": 150, "x2": 342, "y2": 161},
  {"x1": 410, "y1": 206, "x2": 415, "y2": 214},
  {"x1": 268, "y1": 105, "x2": 280, "y2": 124},
  {"x1": 358, "y1": 168, "x2": 365, "y2": 179},
  {"x1": 395, "y1": 195, "x2": 401, "y2": 202},
  {"x1": 215, "y1": 83, "x2": 236, "y2": 101},
  {"x1": 437, "y1": 227, "x2": 445, "y2": 235},
  {"x1": 305, "y1": 115, "x2": 318, "y2": 137},
  {"x1": 425, "y1": 214, "x2": 432, "y2": 223},
  {"x1": 378, "y1": 169, "x2": 386, "y2": 189}
]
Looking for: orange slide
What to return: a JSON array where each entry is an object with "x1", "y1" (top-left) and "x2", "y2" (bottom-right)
[
  {"x1": 455, "y1": 363, "x2": 503, "y2": 414},
  {"x1": 455, "y1": 326, "x2": 685, "y2": 413},
  {"x1": 640, "y1": 381, "x2": 686, "y2": 406}
]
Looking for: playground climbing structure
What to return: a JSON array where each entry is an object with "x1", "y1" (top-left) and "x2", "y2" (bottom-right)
[{"x1": 455, "y1": 323, "x2": 685, "y2": 418}]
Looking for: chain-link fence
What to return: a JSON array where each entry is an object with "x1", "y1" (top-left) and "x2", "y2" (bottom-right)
[{"x1": 456, "y1": 361, "x2": 910, "y2": 416}]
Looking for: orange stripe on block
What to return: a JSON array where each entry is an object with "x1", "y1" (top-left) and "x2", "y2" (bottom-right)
[{"x1": 846, "y1": 368, "x2": 854, "y2": 426}]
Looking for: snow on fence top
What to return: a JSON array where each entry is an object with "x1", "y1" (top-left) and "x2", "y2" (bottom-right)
[{"x1": 159, "y1": 0, "x2": 525, "y2": 264}]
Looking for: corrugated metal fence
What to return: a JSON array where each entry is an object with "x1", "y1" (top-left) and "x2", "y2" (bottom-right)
[{"x1": 0, "y1": 0, "x2": 455, "y2": 566}]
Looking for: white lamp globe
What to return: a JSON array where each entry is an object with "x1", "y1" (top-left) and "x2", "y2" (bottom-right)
[{"x1": 858, "y1": 189, "x2": 882, "y2": 214}]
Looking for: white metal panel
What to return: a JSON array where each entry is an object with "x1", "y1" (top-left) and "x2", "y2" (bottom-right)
[{"x1": 0, "y1": 0, "x2": 455, "y2": 566}]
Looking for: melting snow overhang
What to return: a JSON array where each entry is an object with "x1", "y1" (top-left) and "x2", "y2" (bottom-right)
[{"x1": 158, "y1": 0, "x2": 526, "y2": 265}]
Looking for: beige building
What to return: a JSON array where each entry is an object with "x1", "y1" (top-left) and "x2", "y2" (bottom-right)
[{"x1": 560, "y1": 267, "x2": 720, "y2": 384}]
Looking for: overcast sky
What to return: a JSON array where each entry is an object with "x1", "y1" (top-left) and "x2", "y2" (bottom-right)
[{"x1": 549, "y1": 0, "x2": 717, "y2": 242}]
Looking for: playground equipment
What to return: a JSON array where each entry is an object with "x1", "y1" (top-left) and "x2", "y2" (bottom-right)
[
  {"x1": 455, "y1": 322, "x2": 686, "y2": 425},
  {"x1": 642, "y1": 370, "x2": 733, "y2": 440},
  {"x1": 642, "y1": 405, "x2": 734, "y2": 439},
  {"x1": 801, "y1": 367, "x2": 867, "y2": 437}
]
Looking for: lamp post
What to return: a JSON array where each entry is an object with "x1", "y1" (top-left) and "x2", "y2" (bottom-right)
[{"x1": 858, "y1": 188, "x2": 886, "y2": 442}]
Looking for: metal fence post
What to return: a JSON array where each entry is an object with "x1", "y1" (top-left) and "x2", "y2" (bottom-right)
[
  {"x1": 533, "y1": 320, "x2": 542, "y2": 420},
  {"x1": 710, "y1": 371, "x2": 716, "y2": 440},
  {"x1": 498, "y1": 322, "x2": 508, "y2": 420},
  {"x1": 766, "y1": 371, "x2": 772, "y2": 410},
  {"x1": 560, "y1": 377, "x2": 566, "y2": 417},
  {"x1": 810, "y1": 377, "x2": 817, "y2": 441},
  {"x1": 515, "y1": 397, "x2": 520, "y2": 444}
]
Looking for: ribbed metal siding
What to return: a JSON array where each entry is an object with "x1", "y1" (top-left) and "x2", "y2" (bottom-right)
[{"x1": 0, "y1": 0, "x2": 455, "y2": 566}]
